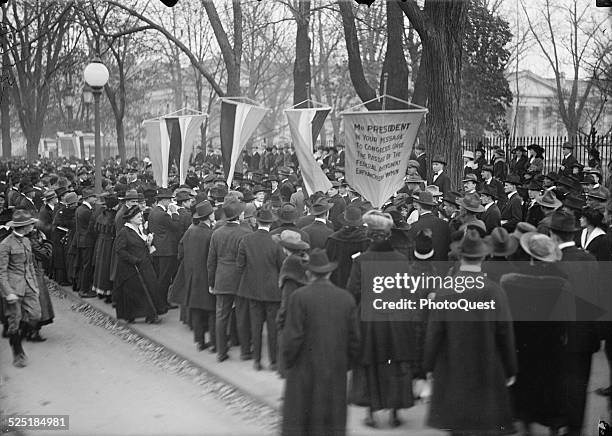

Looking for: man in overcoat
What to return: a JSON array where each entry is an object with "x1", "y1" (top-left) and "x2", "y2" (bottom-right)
[
  {"x1": 500, "y1": 174, "x2": 524, "y2": 233},
  {"x1": 409, "y1": 191, "x2": 450, "y2": 261},
  {"x1": 237, "y1": 207, "x2": 285, "y2": 371},
  {"x1": 169, "y1": 201, "x2": 216, "y2": 351},
  {"x1": 281, "y1": 248, "x2": 360, "y2": 436},
  {"x1": 301, "y1": 199, "x2": 334, "y2": 249}
]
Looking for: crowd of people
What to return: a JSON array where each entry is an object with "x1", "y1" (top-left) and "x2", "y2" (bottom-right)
[{"x1": 1, "y1": 138, "x2": 612, "y2": 436}]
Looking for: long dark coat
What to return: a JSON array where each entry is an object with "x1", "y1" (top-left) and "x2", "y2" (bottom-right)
[
  {"x1": 113, "y1": 226, "x2": 166, "y2": 321},
  {"x1": 325, "y1": 226, "x2": 370, "y2": 289},
  {"x1": 281, "y1": 277, "x2": 360, "y2": 436},
  {"x1": 168, "y1": 222, "x2": 215, "y2": 311},
  {"x1": 29, "y1": 231, "x2": 54, "y2": 326},
  {"x1": 423, "y1": 271, "x2": 517, "y2": 434}
]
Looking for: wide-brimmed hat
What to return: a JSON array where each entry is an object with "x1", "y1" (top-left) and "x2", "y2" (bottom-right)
[
  {"x1": 7, "y1": 209, "x2": 38, "y2": 228},
  {"x1": 486, "y1": 227, "x2": 518, "y2": 257},
  {"x1": 272, "y1": 230, "x2": 310, "y2": 251},
  {"x1": 363, "y1": 210, "x2": 393, "y2": 232},
  {"x1": 525, "y1": 180, "x2": 543, "y2": 191},
  {"x1": 432, "y1": 155, "x2": 447, "y2": 165},
  {"x1": 504, "y1": 174, "x2": 521, "y2": 186},
  {"x1": 442, "y1": 191, "x2": 459, "y2": 206},
  {"x1": 520, "y1": 232, "x2": 561, "y2": 262},
  {"x1": 535, "y1": 190, "x2": 562, "y2": 209},
  {"x1": 527, "y1": 143, "x2": 543, "y2": 153},
  {"x1": 557, "y1": 175, "x2": 581, "y2": 192},
  {"x1": 193, "y1": 201, "x2": 214, "y2": 219},
  {"x1": 222, "y1": 199, "x2": 245, "y2": 221},
  {"x1": 479, "y1": 185, "x2": 498, "y2": 200},
  {"x1": 455, "y1": 228, "x2": 492, "y2": 258},
  {"x1": 256, "y1": 207, "x2": 277, "y2": 223},
  {"x1": 156, "y1": 188, "x2": 175, "y2": 199},
  {"x1": 303, "y1": 248, "x2": 337, "y2": 273},
  {"x1": 414, "y1": 229, "x2": 434, "y2": 260},
  {"x1": 412, "y1": 191, "x2": 437, "y2": 207},
  {"x1": 64, "y1": 192, "x2": 79, "y2": 205},
  {"x1": 457, "y1": 192, "x2": 485, "y2": 213},
  {"x1": 340, "y1": 206, "x2": 363, "y2": 227},
  {"x1": 123, "y1": 205, "x2": 142, "y2": 222},
  {"x1": 426, "y1": 185, "x2": 442, "y2": 197},
  {"x1": 549, "y1": 210, "x2": 579, "y2": 233},
  {"x1": 563, "y1": 194, "x2": 586, "y2": 211},
  {"x1": 120, "y1": 189, "x2": 139, "y2": 201},
  {"x1": 311, "y1": 198, "x2": 333, "y2": 215},
  {"x1": 462, "y1": 173, "x2": 478, "y2": 183},
  {"x1": 463, "y1": 150, "x2": 475, "y2": 160},
  {"x1": 175, "y1": 190, "x2": 194, "y2": 202},
  {"x1": 510, "y1": 222, "x2": 537, "y2": 240},
  {"x1": 277, "y1": 203, "x2": 298, "y2": 223}
]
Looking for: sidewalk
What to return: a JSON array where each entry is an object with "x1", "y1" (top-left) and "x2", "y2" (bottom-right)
[{"x1": 57, "y1": 285, "x2": 610, "y2": 436}]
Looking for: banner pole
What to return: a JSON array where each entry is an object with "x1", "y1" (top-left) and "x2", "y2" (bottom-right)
[
  {"x1": 306, "y1": 83, "x2": 311, "y2": 108},
  {"x1": 382, "y1": 73, "x2": 389, "y2": 111}
]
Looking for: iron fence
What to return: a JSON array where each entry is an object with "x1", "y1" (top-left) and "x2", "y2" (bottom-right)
[{"x1": 461, "y1": 135, "x2": 612, "y2": 179}]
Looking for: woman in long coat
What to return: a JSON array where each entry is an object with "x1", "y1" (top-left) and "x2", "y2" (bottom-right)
[
  {"x1": 347, "y1": 210, "x2": 420, "y2": 428},
  {"x1": 93, "y1": 195, "x2": 118, "y2": 303},
  {"x1": 168, "y1": 201, "x2": 216, "y2": 350},
  {"x1": 113, "y1": 206, "x2": 166, "y2": 323},
  {"x1": 26, "y1": 228, "x2": 54, "y2": 342}
]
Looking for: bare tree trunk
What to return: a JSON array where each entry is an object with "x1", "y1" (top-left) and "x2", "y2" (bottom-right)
[
  {"x1": 380, "y1": 0, "x2": 409, "y2": 110},
  {"x1": 293, "y1": 0, "x2": 311, "y2": 108},
  {"x1": 1, "y1": 82, "x2": 11, "y2": 158}
]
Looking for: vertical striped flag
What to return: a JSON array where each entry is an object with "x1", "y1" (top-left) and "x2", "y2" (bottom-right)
[{"x1": 285, "y1": 107, "x2": 332, "y2": 195}]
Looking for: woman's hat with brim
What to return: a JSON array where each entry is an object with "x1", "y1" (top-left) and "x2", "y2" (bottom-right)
[
  {"x1": 123, "y1": 205, "x2": 142, "y2": 222},
  {"x1": 193, "y1": 201, "x2": 214, "y2": 219},
  {"x1": 463, "y1": 150, "x2": 475, "y2": 160},
  {"x1": 486, "y1": 227, "x2": 518, "y2": 257},
  {"x1": 222, "y1": 199, "x2": 245, "y2": 221},
  {"x1": 303, "y1": 248, "x2": 337, "y2": 273},
  {"x1": 272, "y1": 229, "x2": 310, "y2": 251},
  {"x1": 520, "y1": 232, "x2": 562, "y2": 262},
  {"x1": 7, "y1": 209, "x2": 38, "y2": 228}
]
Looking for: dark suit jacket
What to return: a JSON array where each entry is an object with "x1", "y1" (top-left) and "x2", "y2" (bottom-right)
[
  {"x1": 302, "y1": 219, "x2": 334, "y2": 249},
  {"x1": 37, "y1": 204, "x2": 55, "y2": 239},
  {"x1": 416, "y1": 153, "x2": 428, "y2": 181},
  {"x1": 280, "y1": 180, "x2": 295, "y2": 203},
  {"x1": 525, "y1": 203, "x2": 545, "y2": 227},
  {"x1": 561, "y1": 153, "x2": 579, "y2": 177},
  {"x1": 500, "y1": 193, "x2": 523, "y2": 233},
  {"x1": 236, "y1": 229, "x2": 285, "y2": 301},
  {"x1": 207, "y1": 222, "x2": 252, "y2": 295},
  {"x1": 483, "y1": 178, "x2": 506, "y2": 207},
  {"x1": 410, "y1": 212, "x2": 450, "y2": 260},
  {"x1": 148, "y1": 205, "x2": 181, "y2": 256},
  {"x1": 295, "y1": 214, "x2": 334, "y2": 230},
  {"x1": 480, "y1": 203, "x2": 501, "y2": 234},
  {"x1": 432, "y1": 171, "x2": 452, "y2": 195},
  {"x1": 177, "y1": 208, "x2": 192, "y2": 238},
  {"x1": 75, "y1": 203, "x2": 95, "y2": 248}
]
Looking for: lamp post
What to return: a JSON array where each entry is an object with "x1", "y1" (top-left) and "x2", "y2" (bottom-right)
[
  {"x1": 83, "y1": 57, "x2": 109, "y2": 193},
  {"x1": 63, "y1": 83, "x2": 75, "y2": 130},
  {"x1": 82, "y1": 84, "x2": 93, "y2": 131}
]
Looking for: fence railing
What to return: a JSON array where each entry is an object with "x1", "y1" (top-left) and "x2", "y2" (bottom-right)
[{"x1": 461, "y1": 135, "x2": 612, "y2": 179}]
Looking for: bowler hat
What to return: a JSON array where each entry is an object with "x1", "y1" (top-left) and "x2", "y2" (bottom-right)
[
  {"x1": 272, "y1": 230, "x2": 309, "y2": 251},
  {"x1": 156, "y1": 188, "x2": 174, "y2": 199},
  {"x1": 7, "y1": 209, "x2": 38, "y2": 228},
  {"x1": 412, "y1": 191, "x2": 437, "y2": 207},
  {"x1": 457, "y1": 192, "x2": 485, "y2": 213},
  {"x1": 549, "y1": 210, "x2": 579, "y2": 233},
  {"x1": 121, "y1": 189, "x2": 139, "y2": 201},
  {"x1": 303, "y1": 248, "x2": 337, "y2": 273},
  {"x1": 535, "y1": 190, "x2": 562, "y2": 209},
  {"x1": 520, "y1": 232, "x2": 561, "y2": 262},
  {"x1": 455, "y1": 228, "x2": 492, "y2": 258},
  {"x1": 193, "y1": 201, "x2": 214, "y2": 219},
  {"x1": 223, "y1": 198, "x2": 245, "y2": 221},
  {"x1": 463, "y1": 173, "x2": 478, "y2": 183},
  {"x1": 486, "y1": 227, "x2": 518, "y2": 257},
  {"x1": 278, "y1": 203, "x2": 298, "y2": 224},
  {"x1": 432, "y1": 155, "x2": 447, "y2": 165}
]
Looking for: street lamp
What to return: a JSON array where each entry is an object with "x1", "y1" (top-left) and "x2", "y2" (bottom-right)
[
  {"x1": 83, "y1": 57, "x2": 109, "y2": 193},
  {"x1": 82, "y1": 84, "x2": 93, "y2": 131},
  {"x1": 63, "y1": 84, "x2": 75, "y2": 130}
]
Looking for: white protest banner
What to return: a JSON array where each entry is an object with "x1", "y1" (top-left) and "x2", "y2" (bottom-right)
[{"x1": 341, "y1": 109, "x2": 426, "y2": 208}]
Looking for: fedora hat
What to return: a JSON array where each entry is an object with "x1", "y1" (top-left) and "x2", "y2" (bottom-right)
[
  {"x1": 43, "y1": 189, "x2": 57, "y2": 201},
  {"x1": 156, "y1": 188, "x2": 174, "y2": 199},
  {"x1": 175, "y1": 190, "x2": 193, "y2": 202},
  {"x1": 504, "y1": 174, "x2": 521, "y2": 186},
  {"x1": 459, "y1": 219, "x2": 487, "y2": 238},
  {"x1": 486, "y1": 227, "x2": 518, "y2": 257},
  {"x1": 432, "y1": 155, "x2": 447, "y2": 165},
  {"x1": 123, "y1": 205, "x2": 142, "y2": 222},
  {"x1": 463, "y1": 150, "x2": 475, "y2": 160},
  {"x1": 7, "y1": 209, "x2": 38, "y2": 228},
  {"x1": 562, "y1": 142, "x2": 574, "y2": 150},
  {"x1": 442, "y1": 191, "x2": 459, "y2": 206},
  {"x1": 363, "y1": 210, "x2": 393, "y2": 232},
  {"x1": 425, "y1": 185, "x2": 442, "y2": 197},
  {"x1": 455, "y1": 228, "x2": 491, "y2": 258},
  {"x1": 278, "y1": 203, "x2": 298, "y2": 224},
  {"x1": 557, "y1": 175, "x2": 581, "y2": 192},
  {"x1": 412, "y1": 191, "x2": 437, "y2": 207},
  {"x1": 535, "y1": 190, "x2": 562, "y2": 209},
  {"x1": 256, "y1": 207, "x2": 277, "y2": 223},
  {"x1": 520, "y1": 232, "x2": 561, "y2": 262},
  {"x1": 193, "y1": 201, "x2": 214, "y2": 219},
  {"x1": 311, "y1": 198, "x2": 333, "y2": 215},
  {"x1": 549, "y1": 210, "x2": 579, "y2": 233},
  {"x1": 120, "y1": 189, "x2": 139, "y2": 201},
  {"x1": 222, "y1": 199, "x2": 245, "y2": 221},
  {"x1": 303, "y1": 248, "x2": 337, "y2": 273},
  {"x1": 525, "y1": 180, "x2": 543, "y2": 191},
  {"x1": 457, "y1": 192, "x2": 485, "y2": 213},
  {"x1": 64, "y1": 192, "x2": 79, "y2": 205},
  {"x1": 272, "y1": 229, "x2": 310, "y2": 251},
  {"x1": 563, "y1": 194, "x2": 586, "y2": 211},
  {"x1": 462, "y1": 173, "x2": 478, "y2": 183},
  {"x1": 510, "y1": 222, "x2": 537, "y2": 240},
  {"x1": 340, "y1": 206, "x2": 363, "y2": 227},
  {"x1": 482, "y1": 164, "x2": 494, "y2": 173},
  {"x1": 479, "y1": 185, "x2": 498, "y2": 200},
  {"x1": 253, "y1": 185, "x2": 267, "y2": 195}
]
